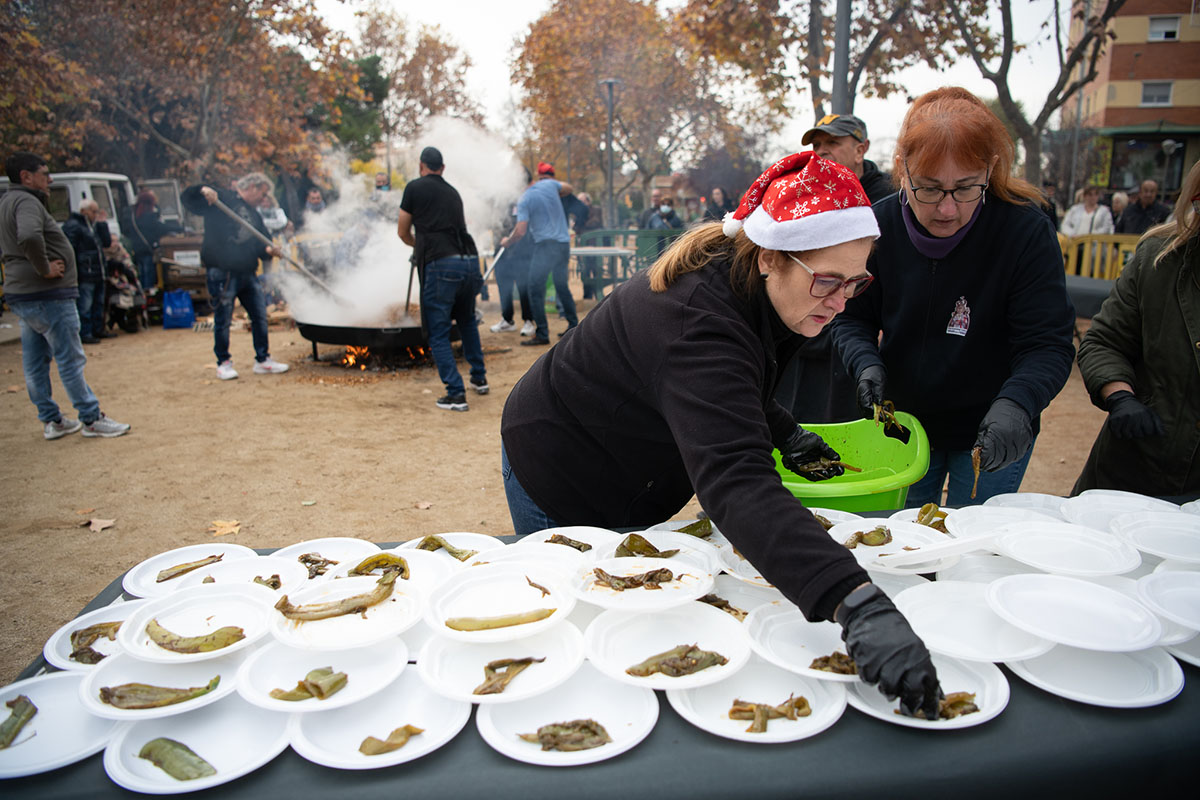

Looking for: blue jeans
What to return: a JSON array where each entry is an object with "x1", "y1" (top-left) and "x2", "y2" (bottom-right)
[
  {"x1": 11, "y1": 299, "x2": 101, "y2": 424},
  {"x1": 527, "y1": 239, "x2": 575, "y2": 340},
  {"x1": 422, "y1": 255, "x2": 486, "y2": 396},
  {"x1": 206, "y1": 268, "x2": 270, "y2": 364},
  {"x1": 76, "y1": 280, "x2": 105, "y2": 338},
  {"x1": 495, "y1": 248, "x2": 532, "y2": 324},
  {"x1": 905, "y1": 442, "x2": 1036, "y2": 507},
  {"x1": 502, "y1": 443, "x2": 561, "y2": 535},
  {"x1": 136, "y1": 252, "x2": 156, "y2": 292}
]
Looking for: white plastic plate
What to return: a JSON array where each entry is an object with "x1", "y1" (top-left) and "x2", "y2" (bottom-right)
[
  {"x1": 944, "y1": 505, "x2": 1060, "y2": 539},
  {"x1": 995, "y1": 521, "x2": 1141, "y2": 577},
  {"x1": 465, "y1": 541, "x2": 587, "y2": 578},
  {"x1": 424, "y1": 561, "x2": 574, "y2": 643},
  {"x1": 1166, "y1": 633, "x2": 1200, "y2": 667},
  {"x1": 1006, "y1": 645, "x2": 1184, "y2": 708},
  {"x1": 937, "y1": 553, "x2": 1042, "y2": 583},
  {"x1": 1061, "y1": 491, "x2": 1178, "y2": 533},
  {"x1": 122, "y1": 543, "x2": 258, "y2": 598},
  {"x1": 571, "y1": 556, "x2": 714, "y2": 612},
  {"x1": 103, "y1": 693, "x2": 288, "y2": 794},
  {"x1": 666, "y1": 655, "x2": 847, "y2": 744},
  {"x1": 1136, "y1": 571, "x2": 1200, "y2": 630},
  {"x1": 475, "y1": 661, "x2": 658, "y2": 767},
  {"x1": 327, "y1": 547, "x2": 459, "y2": 600},
  {"x1": 288, "y1": 670, "x2": 471, "y2": 770},
  {"x1": 396, "y1": 531, "x2": 505, "y2": 565},
  {"x1": 269, "y1": 574, "x2": 422, "y2": 650},
  {"x1": 701, "y1": 574, "x2": 787, "y2": 621},
  {"x1": 717, "y1": 543, "x2": 774, "y2": 588},
  {"x1": 172, "y1": 555, "x2": 309, "y2": 597},
  {"x1": 893, "y1": 581, "x2": 1054, "y2": 662},
  {"x1": 1083, "y1": 575, "x2": 1196, "y2": 646},
  {"x1": 43, "y1": 598, "x2": 149, "y2": 671},
  {"x1": 987, "y1": 574, "x2": 1162, "y2": 652},
  {"x1": 865, "y1": 570, "x2": 930, "y2": 599},
  {"x1": 1109, "y1": 511, "x2": 1200, "y2": 564},
  {"x1": 416, "y1": 622, "x2": 585, "y2": 704},
  {"x1": 117, "y1": 583, "x2": 275, "y2": 663},
  {"x1": 236, "y1": 638, "x2": 407, "y2": 712},
  {"x1": 645, "y1": 518, "x2": 733, "y2": 552},
  {"x1": 826, "y1": 519, "x2": 962, "y2": 575},
  {"x1": 79, "y1": 651, "x2": 242, "y2": 720},
  {"x1": 513, "y1": 526, "x2": 624, "y2": 560},
  {"x1": 745, "y1": 602, "x2": 858, "y2": 683},
  {"x1": 272, "y1": 537, "x2": 382, "y2": 581},
  {"x1": 0, "y1": 672, "x2": 119, "y2": 779},
  {"x1": 888, "y1": 506, "x2": 955, "y2": 527},
  {"x1": 596, "y1": 530, "x2": 722, "y2": 573},
  {"x1": 584, "y1": 602, "x2": 750, "y2": 690},
  {"x1": 846, "y1": 655, "x2": 1009, "y2": 730},
  {"x1": 982, "y1": 492, "x2": 1067, "y2": 520}
]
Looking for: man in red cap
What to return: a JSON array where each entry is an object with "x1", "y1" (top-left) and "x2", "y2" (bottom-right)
[{"x1": 500, "y1": 161, "x2": 577, "y2": 345}]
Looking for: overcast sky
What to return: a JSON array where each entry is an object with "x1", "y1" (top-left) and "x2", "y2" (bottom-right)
[{"x1": 318, "y1": 0, "x2": 1065, "y2": 168}]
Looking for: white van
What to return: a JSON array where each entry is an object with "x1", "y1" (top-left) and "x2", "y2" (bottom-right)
[{"x1": 0, "y1": 172, "x2": 136, "y2": 240}]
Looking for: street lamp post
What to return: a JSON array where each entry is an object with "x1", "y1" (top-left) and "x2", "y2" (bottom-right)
[{"x1": 600, "y1": 79, "x2": 620, "y2": 228}]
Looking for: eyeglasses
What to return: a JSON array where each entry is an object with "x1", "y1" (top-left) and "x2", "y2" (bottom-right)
[
  {"x1": 786, "y1": 253, "x2": 874, "y2": 298},
  {"x1": 904, "y1": 159, "x2": 989, "y2": 204}
]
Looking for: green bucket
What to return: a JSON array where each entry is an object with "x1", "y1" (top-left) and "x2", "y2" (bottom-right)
[{"x1": 773, "y1": 411, "x2": 930, "y2": 513}]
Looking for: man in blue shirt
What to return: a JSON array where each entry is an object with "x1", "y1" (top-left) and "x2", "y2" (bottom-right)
[{"x1": 501, "y1": 162, "x2": 576, "y2": 345}]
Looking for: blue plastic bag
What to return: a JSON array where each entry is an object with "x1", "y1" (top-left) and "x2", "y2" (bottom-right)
[{"x1": 162, "y1": 289, "x2": 195, "y2": 329}]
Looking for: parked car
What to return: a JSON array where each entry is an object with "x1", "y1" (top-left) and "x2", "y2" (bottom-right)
[{"x1": 0, "y1": 172, "x2": 136, "y2": 239}]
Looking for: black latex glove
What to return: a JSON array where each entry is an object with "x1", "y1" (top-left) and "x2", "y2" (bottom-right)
[
  {"x1": 974, "y1": 398, "x2": 1034, "y2": 472},
  {"x1": 856, "y1": 365, "x2": 886, "y2": 421},
  {"x1": 1105, "y1": 390, "x2": 1165, "y2": 439},
  {"x1": 779, "y1": 425, "x2": 844, "y2": 482},
  {"x1": 838, "y1": 584, "x2": 942, "y2": 719}
]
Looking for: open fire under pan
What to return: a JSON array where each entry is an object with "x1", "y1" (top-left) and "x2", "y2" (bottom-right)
[{"x1": 296, "y1": 319, "x2": 458, "y2": 361}]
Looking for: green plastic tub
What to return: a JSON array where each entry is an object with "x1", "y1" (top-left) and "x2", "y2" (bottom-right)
[{"x1": 773, "y1": 411, "x2": 930, "y2": 513}]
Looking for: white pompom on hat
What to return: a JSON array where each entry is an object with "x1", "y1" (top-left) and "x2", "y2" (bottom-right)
[{"x1": 723, "y1": 151, "x2": 879, "y2": 251}]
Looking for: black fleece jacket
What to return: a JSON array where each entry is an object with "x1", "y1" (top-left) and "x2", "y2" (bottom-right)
[
  {"x1": 830, "y1": 192, "x2": 1075, "y2": 450},
  {"x1": 502, "y1": 261, "x2": 869, "y2": 621},
  {"x1": 181, "y1": 185, "x2": 270, "y2": 273}
]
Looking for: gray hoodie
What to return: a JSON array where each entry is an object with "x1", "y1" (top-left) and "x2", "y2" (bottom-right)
[{"x1": 0, "y1": 185, "x2": 78, "y2": 301}]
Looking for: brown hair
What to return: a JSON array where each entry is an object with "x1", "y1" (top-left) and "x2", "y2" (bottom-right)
[
  {"x1": 893, "y1": 86, "x2": 1042, "y2": 206},
  {"x1": 1145, "y1": 158, "x2": 1200, "y2": 267},
  {"x1": 648, "y1": 222, "x2": 764, "y2": 295}
]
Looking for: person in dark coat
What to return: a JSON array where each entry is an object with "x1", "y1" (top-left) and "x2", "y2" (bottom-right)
[
  {"x1": 502, "y1": 151, "x2": 944, "y2": 720},
  {"x1": 701, "y1": 186, "x2": 735, "y2": 222},
  {"x1": 1073, "y1": 160, "x2": 1200, "y2": 495},
  {"x1": 1115, "y1": 179, "x2": 1173, "y2": 235},
  {"x1": 830, "y1": 87, "x2": 1075, "y2": 506},
  {"x1": 62, "y1": 200, "x2": 112, "y2": 342},
  {"x1": 130, "y1": 190, "x2": 182, "y2": 292}
]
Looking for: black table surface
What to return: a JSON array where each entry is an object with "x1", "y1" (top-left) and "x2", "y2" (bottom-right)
[{"x1": 10, "y1": 528, "x2": 1200, "y2": 798}]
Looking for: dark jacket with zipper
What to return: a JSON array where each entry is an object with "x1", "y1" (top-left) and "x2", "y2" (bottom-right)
[
  {"x1": 180, "y1": 185, "x2": 270, "y2": 273},
  {"x1": 830, "y1": 192, "x2": 1075, "y2": 450},
  {"x1": 62, "y1": 212, "x2": 111, "y2": 282},
  {"x1": 1073, "y1": 235, "x2": 1200, "y2": 495},
  {"x1": 502, "y1": 260, "x2": 869, "y2": 621},
  {"x1": 858, "y1": 159, "x2": 893, "y2": 205}
]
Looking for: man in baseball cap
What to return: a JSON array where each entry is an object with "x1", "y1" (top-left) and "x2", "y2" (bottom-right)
[{"x1": 801, "y1": 114, "x2": 891, "y2": 204}]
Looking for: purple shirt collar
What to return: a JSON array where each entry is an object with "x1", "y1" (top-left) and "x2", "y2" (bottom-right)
[{"x1": 900, "y1": 193, "x2": 984, "y2": 259}]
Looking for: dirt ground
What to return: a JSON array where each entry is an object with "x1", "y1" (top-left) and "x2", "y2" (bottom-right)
[{"x1": 0, "y1": 282, "x2": 1105, "y2": 685}]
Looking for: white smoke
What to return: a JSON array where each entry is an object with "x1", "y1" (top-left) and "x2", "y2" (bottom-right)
[{"x1": 278, "y1": 117, "x2": 525, "y2": 327}]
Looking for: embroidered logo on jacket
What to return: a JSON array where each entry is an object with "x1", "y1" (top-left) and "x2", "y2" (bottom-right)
[{"x1": 946, "y1": 296, "x2": 970, "y2": 337}]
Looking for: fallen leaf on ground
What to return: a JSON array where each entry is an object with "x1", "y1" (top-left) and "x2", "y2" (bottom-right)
[
  {"x1": 415, "y1": 501, "x2": 433, "y2": 510},
  {"x1": 6, "y1": 385, "x2": 22, "y2": 393},
  {"x1": 301, "y1": 500, "x2": 316, "y2": 506},
  {"x1": 76, "y1": 508, "x2": 96, "y2": 515},
  {"x1": 80, "y1": 518, "x2": 116, "y2": 533},
  {"x1": 209, "y1": 520, "x2": 241, "y2": 537}
]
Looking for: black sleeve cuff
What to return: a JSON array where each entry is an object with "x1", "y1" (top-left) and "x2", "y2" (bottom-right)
[{"x1": 809, "y1": 573, "x2": 871, "y2": 623}]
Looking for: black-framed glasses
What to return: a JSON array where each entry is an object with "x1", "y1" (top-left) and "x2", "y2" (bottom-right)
[
  {"x1": 786, "y1": 253, "x2": 874, "y2": 298},
  {"x1": 904, "y1": 159, "x2": 989, "y2": 204}
]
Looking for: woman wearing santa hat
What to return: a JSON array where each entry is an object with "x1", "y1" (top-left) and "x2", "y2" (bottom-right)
[
  {"x1": 831, "y1": 87, "x2": 1075, "y2": 506},
  {"x1": 501, "y1": 151, "x2": 944, "y2": 719}
]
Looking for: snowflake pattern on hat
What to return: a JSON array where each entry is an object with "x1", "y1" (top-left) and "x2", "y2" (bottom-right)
[{"x1": 724, "y1": 151, "x2": 879, "y2": 252}]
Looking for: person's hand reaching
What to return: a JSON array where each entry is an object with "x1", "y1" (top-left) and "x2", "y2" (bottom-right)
[
  {"x1": 1105, "y1": 391, "x2": 1164, "y2": 439},
  {"x1": 856, "y1": 365, "x2": 886, "y2": 421},
  {"x1": 779, "y1": 426, "x2": 844, "y2": 482}
]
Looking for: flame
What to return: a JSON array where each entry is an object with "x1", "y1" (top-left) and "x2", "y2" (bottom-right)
[{"x1": 341, "y1": 346, "x2": 370, "y2": 370}]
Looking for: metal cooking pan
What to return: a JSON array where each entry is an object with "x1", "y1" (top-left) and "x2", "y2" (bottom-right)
[{"x1": 296, "y1": 316, "x2": 459, "y2": 361}]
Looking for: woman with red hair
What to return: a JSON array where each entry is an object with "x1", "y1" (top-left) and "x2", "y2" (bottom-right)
[{"x1": 831, "y1": 87, "x2": 1076, "y2": 505}]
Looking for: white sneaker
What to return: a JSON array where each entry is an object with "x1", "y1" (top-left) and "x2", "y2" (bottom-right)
[
  {"x1": 216, "y1": 360, "x2": 238, "y2": 380},
  {"x1": 44, "y1": 417, "x2": 83, "y2": 440},
  {"x1": 490, "y1": 319, "x2": 517, "y2": 333},
  {"x1": 253, "y1": 357, "x2": 289, "y2": 375},
  {"x1": 519, "y1": 320, "x2": 536, "y2": 337}
]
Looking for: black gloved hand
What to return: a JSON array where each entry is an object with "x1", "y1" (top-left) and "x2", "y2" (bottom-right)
[
  {"x1": 837, "y1": 583, "x2": 942, "y2": 719},
  {"x1": 974, "y1": 398, "x2": 1034, "y2": 472},
  {"x1": 1105, "y1": 390, "x2": 1165, "y2": 439},
  {"x1": 779, "y1": 425, "x2": 844, "y2": 482},
  {"x1": 856, "y1": 365, "x2": 886, "y2": 421}
]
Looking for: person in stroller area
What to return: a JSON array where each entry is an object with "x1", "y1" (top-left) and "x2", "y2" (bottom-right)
[{"x1": 105, "y1": 252, "x2": 147, "y2": 334}]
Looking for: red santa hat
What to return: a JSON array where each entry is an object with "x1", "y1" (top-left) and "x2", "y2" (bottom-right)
[{"x1": 723, "y1": 151, "x2": 879, "y2": 251}]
